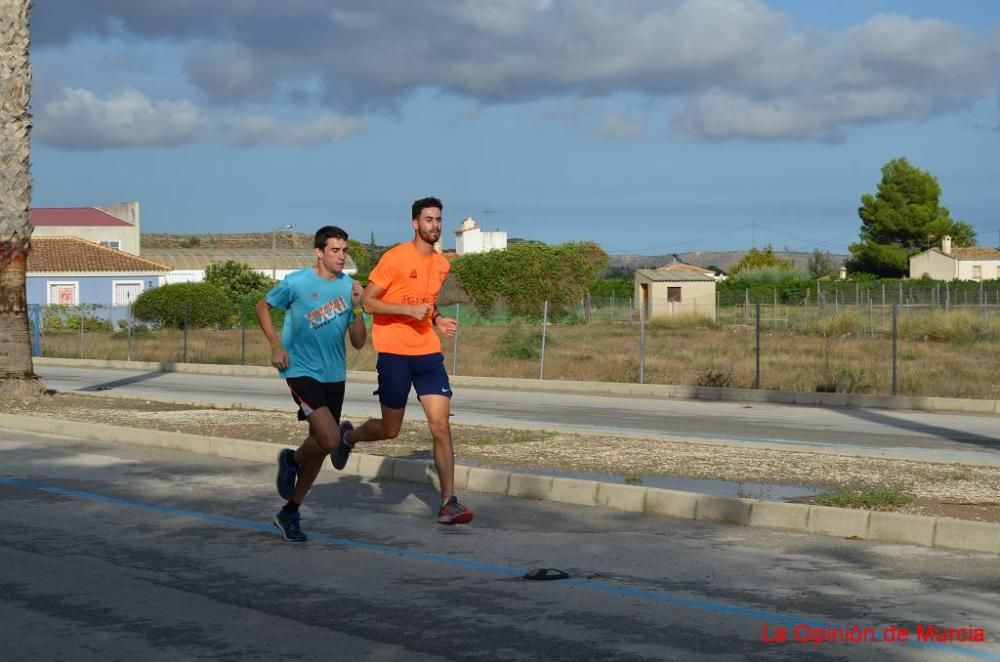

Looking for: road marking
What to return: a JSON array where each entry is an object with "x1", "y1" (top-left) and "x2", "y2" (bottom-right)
[{"x1": 1, "y1": 475, "x2": 997, "y2": 660}]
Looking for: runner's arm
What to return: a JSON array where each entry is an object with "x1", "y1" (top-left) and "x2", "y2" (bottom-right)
[
  {"x1": 254, "y1": 298, "x2": 289, "y2": 369},
  {"x1": 348, "y1": 280, "x2": 367, "y2": 350},
  {"x1": 362, "y1": 281, "x2": 431, "y2": 321}
]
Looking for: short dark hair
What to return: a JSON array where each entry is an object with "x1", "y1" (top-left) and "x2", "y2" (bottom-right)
[
  {"x1": 411, "y1": 197, "x2": 443, "y2": 220},
  {"x1": 314, "y1": 225, "x2": 348, "y2": 249}
]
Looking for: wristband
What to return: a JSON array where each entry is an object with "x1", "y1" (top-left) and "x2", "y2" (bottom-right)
[
  {"x1": 353, "y1": 307, "x2": 364, "y2": 315},
  {"x1": 431, "y1": 312, "x2": 442, "y2": 324},
  {"x1": 270, "y1": 340, "x2": 283, "y2": 349}
]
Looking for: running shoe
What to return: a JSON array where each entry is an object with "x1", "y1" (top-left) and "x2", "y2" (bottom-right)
[
  {"x1": 273, "y1": 509, "x2": 306, "y2": 542},
  {"x1": 276, "y1": 448, "x2": 298, "y2": 500},
  {"x1": 330, "y1": 420, "x2": 354, "y2": 471},
  {"x1": 438, "y1": 496, "x2": 474, "y2": 525}
]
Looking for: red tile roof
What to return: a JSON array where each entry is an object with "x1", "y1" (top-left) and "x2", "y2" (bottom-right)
[
  {"x1": 951, "y1": 247, "x2": 1000, "y2": 260},
  {"x1": 30, "y1": 207, "x2": 132, "y2": 227},
  {"x1": 28, "y1": 237, "x2": 170, "y2": 273}
]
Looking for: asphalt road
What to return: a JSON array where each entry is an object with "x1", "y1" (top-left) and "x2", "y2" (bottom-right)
[
  {"x1": 35, "y1": 365, "x2": 1000, "y2": 466},
  {"x1": 2, "y1": 429, "x2": 998, "y2": 661}
]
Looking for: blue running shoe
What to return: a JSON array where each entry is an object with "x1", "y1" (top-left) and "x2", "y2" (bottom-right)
[
  {"x1": 330, "y1": 420, "x2": 354, "y2": 471},
  {"x1": 276, "y1": 449, "x2": 298, "y2": 500},
  {"x1": 273, "y1": 509, "x2": 306, "y2": 542}
]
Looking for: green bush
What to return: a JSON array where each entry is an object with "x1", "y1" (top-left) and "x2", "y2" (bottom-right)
[
  {"x1": 43, "y1": 305, "x2": 112, "y2": 332},
  {"x1": 133, "y1": 282, "x2": 233, "y2": 328}
]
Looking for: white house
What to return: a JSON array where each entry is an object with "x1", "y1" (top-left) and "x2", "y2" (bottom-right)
[
  {"x1": 454, "y1": 217, "x2": 507, "y2": 255},
  {"x1": 30, "y1": 202, "x2": 142, "y2": 255},
  {"x1": 909, "y1": 236, "x2": 1000, "y2": 281}
]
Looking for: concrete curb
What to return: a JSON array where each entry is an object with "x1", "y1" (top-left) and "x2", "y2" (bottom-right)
[
  {"x1": 4, "y1": 412, "x2": 998, "y2": 556},
  {"x1": 34, "y1": 357, "x2": 1000, "y2": 415}
]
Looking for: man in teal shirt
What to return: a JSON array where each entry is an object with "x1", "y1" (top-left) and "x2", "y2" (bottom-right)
[{"x1": 255, "y1": 225, "x2": 366, "y2": 542}]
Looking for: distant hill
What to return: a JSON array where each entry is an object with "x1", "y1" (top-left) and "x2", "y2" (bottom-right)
[
  {"x1": 142, "y1": 231, "x2": 315, "y2": 249},
  {"x1": 608, "y1": 250, "x2": 849, "y2": 275}
]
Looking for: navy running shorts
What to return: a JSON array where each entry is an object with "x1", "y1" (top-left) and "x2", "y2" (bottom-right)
[
  {"x1": 286, "y1": 376, "x2": 345, "y2": 422},
  {"x1": 375, "y1": 352, "x2": 452, "y2": 409}
]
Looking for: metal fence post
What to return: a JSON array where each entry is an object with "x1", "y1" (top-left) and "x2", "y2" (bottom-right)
[
  {"x1": 639, "y1": 295, "x2": 646, "y2": 384},
  {"x1": 79, "y1": 305, "x2": 85, "y2": 358},
  {"x1": 452, "y1": 303, "x2": 460, "y2": 376},
  {"x1": 183, "y1": 301, "x2": 189, "y2": 363},
  {"x1": 126, "y1": 298, "x2": 133, "y2": 361},
  {"x1": 240, "y1": 301, "x2": 247, "y2": 366},
  {"x1": 30, "y1": 305, "x2": 41, "y2": 357},
  {"x1": 891, "y1": 304, "x2": 898, "y2": 396},
  {"x1": 754, "y1": 300, "x2": 761, "y2": 389},
  {"x1": 539, "y1": 301, "x2": 548, "y2": 380}
]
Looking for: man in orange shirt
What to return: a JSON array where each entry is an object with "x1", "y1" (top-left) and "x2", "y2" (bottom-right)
[{"x1": 333, "y1": 197, "x2": 473, "y2": 525}]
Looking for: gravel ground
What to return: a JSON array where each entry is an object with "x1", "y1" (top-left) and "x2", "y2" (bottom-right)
[{"x1": 4, "y1": 392, "x2": 998, "y2": 523}]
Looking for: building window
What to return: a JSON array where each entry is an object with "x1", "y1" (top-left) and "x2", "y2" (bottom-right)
[
  {"x1": 667, "y1": 287, "x2": 682, "y2": 303},
  {"x1": 47, "y1": 281, "x2": 78, "y2": 305},
  {"x1": 113, "y1": 280, "x2": 144, "y2": 306},
  {"x1": 100, "y1": 240, "x2": 121, "y2": 250},
  {"x1": 972, "y1": 265, "x2": 982, "y2": 281}
]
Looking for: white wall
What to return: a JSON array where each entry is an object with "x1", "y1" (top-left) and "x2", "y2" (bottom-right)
[
  {"x1": 956, "y1": 259, "x2": 1000, "y2": 281},
  {"x1": 456, "y1": 228, "x2": 507, "y2": 255},
  {"x1": 909, "y1": 251, "x2": 956, "y2": 280}
]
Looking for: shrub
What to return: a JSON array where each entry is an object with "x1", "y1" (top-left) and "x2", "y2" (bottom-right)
[
  {"x1": 492, "y1": 324, "x2": 545, "y2": 360},
  {"x1": 696, "y1": 368, "x2": 735, "y2": 388},
  {"x1": 133, "y1": 282, "x2": 233, "y2": 328},
  {"x1": 43, "y1": 305, "x2": 112, "y2": 332},
  {"x1": 899, "y1": 309, "x2": 993, "y2": 342},
  {"x1": 805, "y1": 310, "x2": 864, "y2": 337}
]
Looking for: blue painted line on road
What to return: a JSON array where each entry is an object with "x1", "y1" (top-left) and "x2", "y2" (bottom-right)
[{"x1": 2, "y1": 475, "x2": 997, "y2": 660}]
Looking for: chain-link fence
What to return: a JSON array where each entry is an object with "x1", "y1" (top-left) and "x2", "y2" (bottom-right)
[{"x1": 30, "y1": 295, "x2": 1000, "y2": 400}]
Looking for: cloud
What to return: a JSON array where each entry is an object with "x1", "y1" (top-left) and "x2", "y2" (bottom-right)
[
  {"x1": 35, "y1": 88, "x2": 204, "y2": 150},
  {"x1": 34, "y1": 88, "x2": 367, "y2": 150},
  {"x1": 596, "y1": 114, "x2": 647, "y2": 140},
  {"x1": 227, "y1": 113, "x2": 367, "y2": 147},
  {"x1": 31, "y1": 1, "x2": 1000, "y2": 142}
]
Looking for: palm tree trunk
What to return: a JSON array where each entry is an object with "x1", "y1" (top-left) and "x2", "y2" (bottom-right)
[{"x1": 0, "y1": 0, "x2": 44, "y2": 400}]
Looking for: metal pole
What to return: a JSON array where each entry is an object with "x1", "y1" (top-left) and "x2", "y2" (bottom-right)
[
  {"x1": 639, "y1": 296, "x2": 645, "y2": 384},
  {"x1": 79, "y1": 306, "x2": 85, "y2": 358},
  {"x1": 754, "y1": 300, "x2": 761, "y2": 389},
  {"x1": 183, "y1": 301, "x2": 189, "y2": 363},
  {"x1": 452, "y1": 303, "x2": 460, "y2": 376},
  {"x1": 126, "y1": 297, "x2": 133, "y2": 361},
  {"x1": 891, "y1": 304, "x2": 898, "y2": 396},
  {"x1": 241, "y1": 302, "x2": 247, "y2": 366},
  {"x1": 539, "y1": 301, "x2": 548, "y2": 380}
]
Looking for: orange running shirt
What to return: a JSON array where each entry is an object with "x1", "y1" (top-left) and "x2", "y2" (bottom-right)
[{"x1": 368, "y1": 242, "x2": 450, "y2": 355}]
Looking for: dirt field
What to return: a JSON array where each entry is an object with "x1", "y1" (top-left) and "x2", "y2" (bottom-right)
[{"x1": 3, "y1": 391, "x2": 998, "y2": 524}]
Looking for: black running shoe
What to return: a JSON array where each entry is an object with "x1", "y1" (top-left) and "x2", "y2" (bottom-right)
[
  {"x1": 330, "y1": 420, "x2": 354, "y2": 471},
  {"x1": 276, "y1": 448, "x2": 298, "y2": 500},
  {"x1": 438, "y1": 496, "x2": 474, "y2": 525},
  {"x1": 273, "y1": 510, "x2": 306, "y2": 542}
]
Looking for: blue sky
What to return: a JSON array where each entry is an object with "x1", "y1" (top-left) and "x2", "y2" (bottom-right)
[{"x1": 29, "y1": 1, "x2": 1000, "y2": 255}]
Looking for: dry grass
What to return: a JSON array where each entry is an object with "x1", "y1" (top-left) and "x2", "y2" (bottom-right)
[{"x1": 40, "y1": 311, "x2": 1000, "y2": 399}]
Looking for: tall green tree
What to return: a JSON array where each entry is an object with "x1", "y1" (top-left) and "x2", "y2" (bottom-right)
[
  {"x1": 848, "y1": 157, "x2": 976, "y2": 277},
  {"x1": 0, "y1": 0, "x2": 43, "y2": 400}
]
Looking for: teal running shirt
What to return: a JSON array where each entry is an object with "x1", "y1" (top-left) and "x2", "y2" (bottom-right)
[{"x1": 266, "y1": 268, "x2": 356, "y2": 383}]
